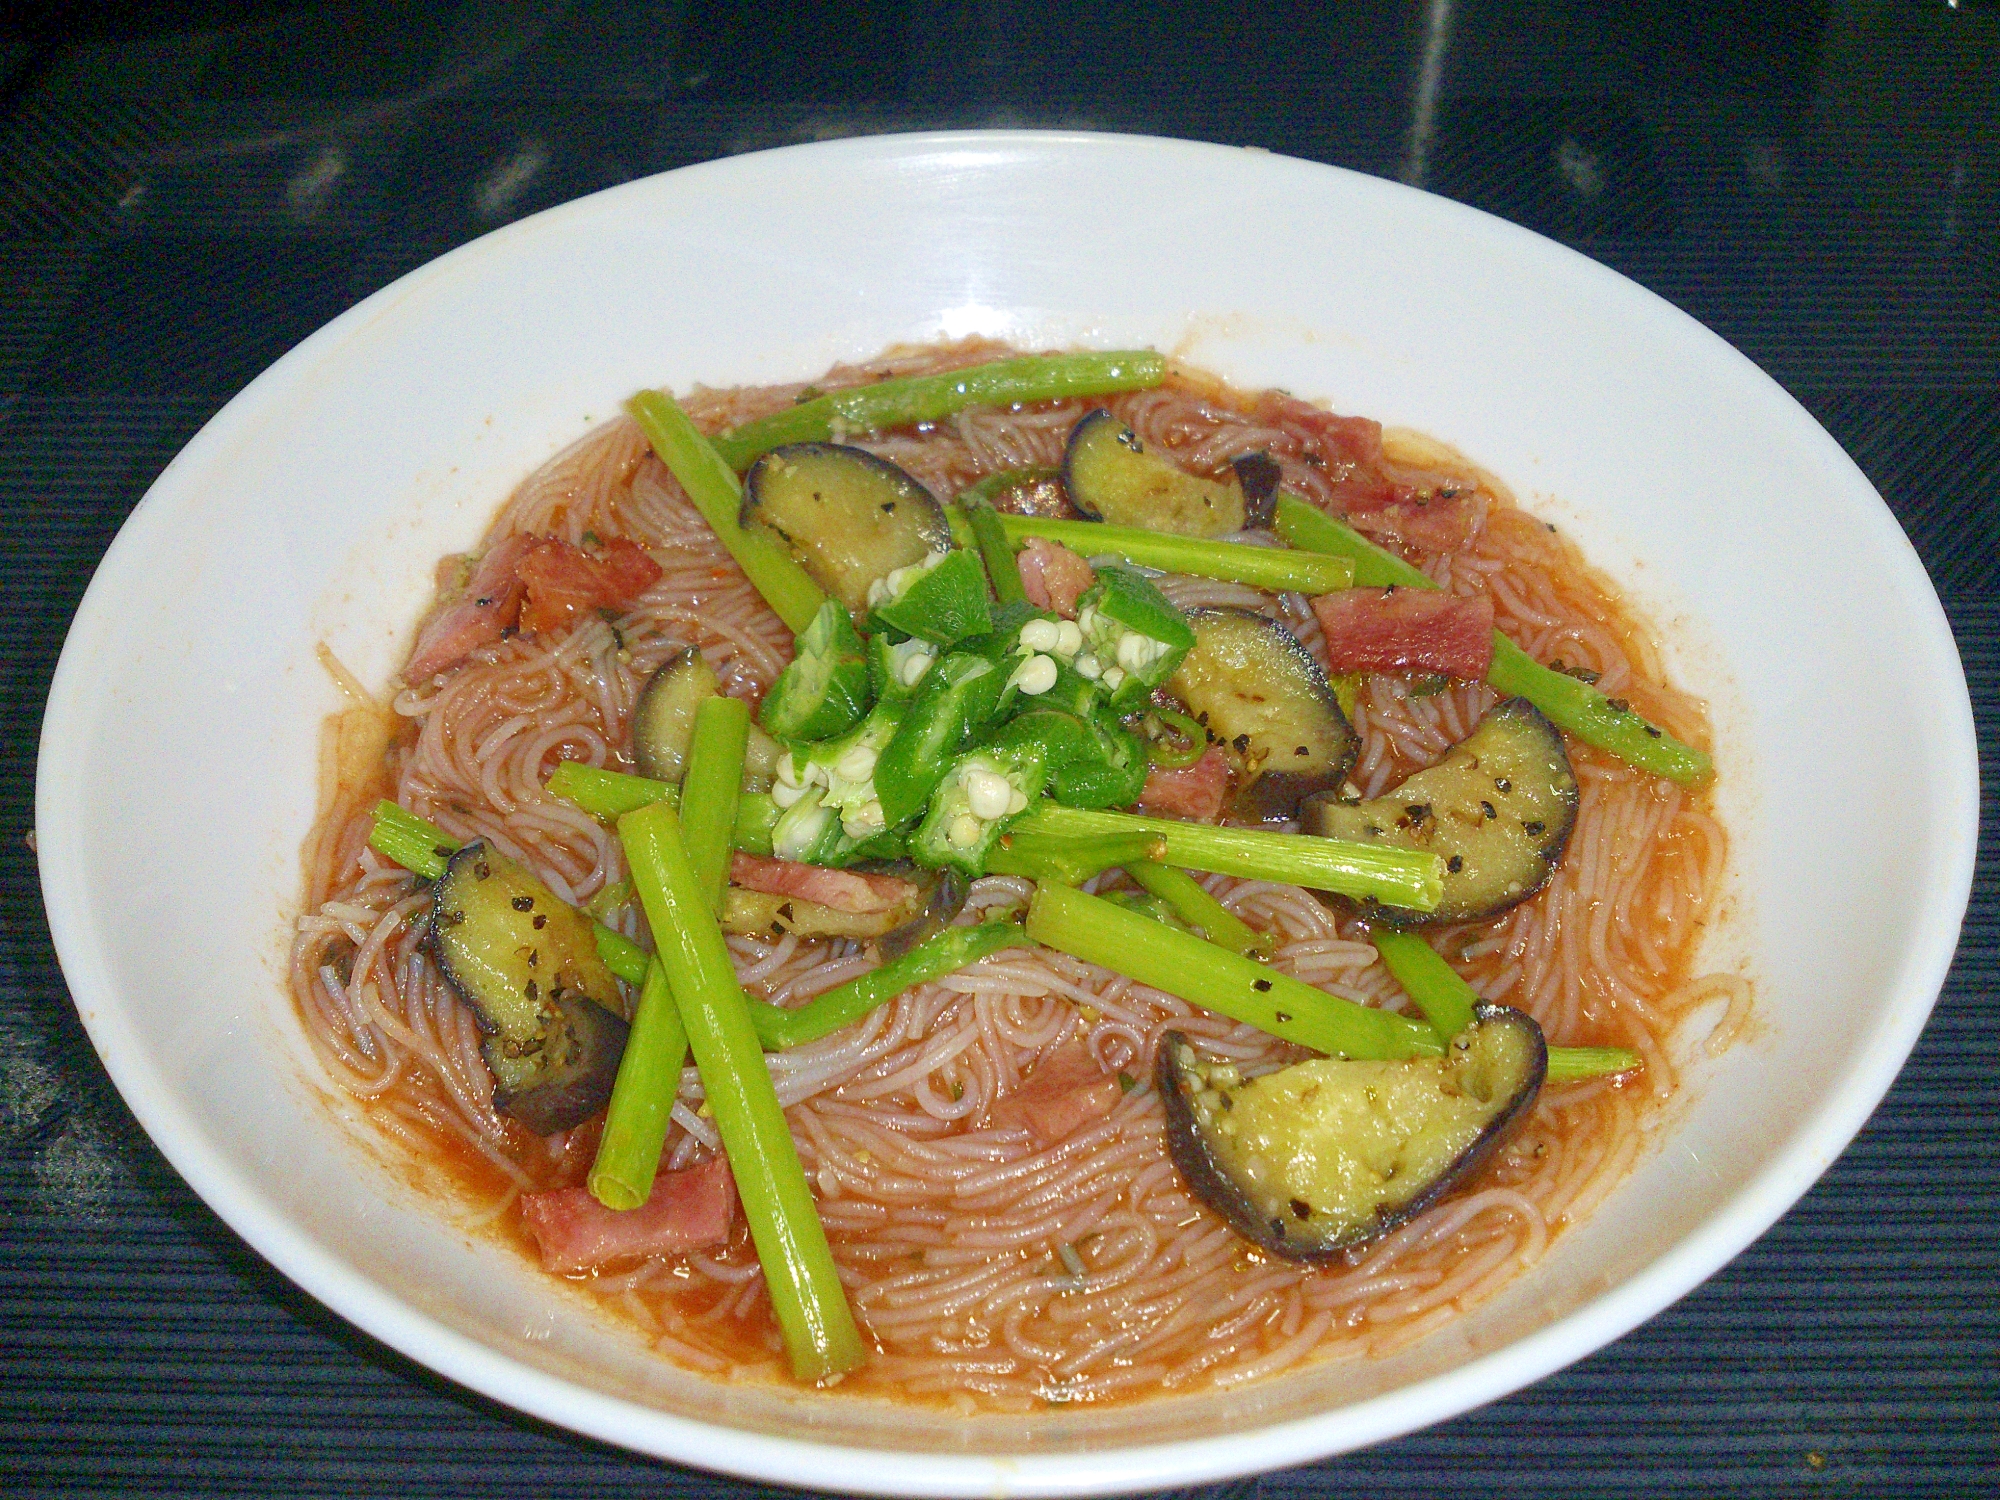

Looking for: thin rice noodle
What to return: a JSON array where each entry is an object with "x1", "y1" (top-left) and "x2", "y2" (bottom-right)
[{"x1": 289, "y1": 339, "x2": 1728, "y2": 1407}]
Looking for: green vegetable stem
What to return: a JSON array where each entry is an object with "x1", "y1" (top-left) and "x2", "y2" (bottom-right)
[
  {"x1": 1272, "y1": 496, "x2": 1711, "y2": 785},
  {"x1": 1369, "y1": 928, "x2": 1641, "y2": 1082},
  {"x1": 750, "y1": 921, "x2": 1023, "y2": 1050},
  {"x1": 587, "y1": 958, "x2": 690, "y2": 1212},
  {"x1": 680, "y1": 696, "x2": 750, "y2": 913},
  {"x1": 1026, "y1": 882, "x2": 1441, "y2": 1060},
  {"x1": 628, "y1": 390, "x2": 828, "y2": 634},
  {"x1": 711, "y1": 351, "x2": 1168, "y2": 470},
  {"x1": 619, "y1": 801, "x2": 867, "y2": 1382},
  {"x1": 1125, "y1": 861, "x2": 1274, "y2": 957},
  {"x1": 1018, "y1": 804, "x2": 1444, "y2": 913},
  {"x1": 975, "y1": 512, "x2": 1357, "y2": 596},
  {"x1": 963, "y1": 497, "x2": 1028, "y2": 607}
]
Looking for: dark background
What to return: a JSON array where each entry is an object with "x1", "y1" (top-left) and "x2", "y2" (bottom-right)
[{"x1": 2, "y1": 1, "x2": 1995, "y2": 1495}]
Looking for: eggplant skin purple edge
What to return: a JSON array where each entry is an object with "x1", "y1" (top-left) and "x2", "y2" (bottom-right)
[{"x1": 1154, "y1": 1002, "x2": 1549, "y2": 1262}]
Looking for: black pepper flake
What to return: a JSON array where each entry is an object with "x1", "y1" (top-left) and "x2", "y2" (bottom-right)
[
  {"x1": 474, "y1": 861, "x2": 491, "y2": 880},
  {"x1": 474, "y1": 595, "x2": 494, "y2": 608},
  {"x1": 880, "y1": 501, "x2": 896, "y2": 513},
  {"x1": 1608, "y1": 698, "x2": 1632, "y2": 714},
  {"x1": 531, "y1": 913, "x2": 548, "y2": 930},
  {"x1": 1480, "y1": 801, "x2": 1497, "y2": 820},
  {"x1": 1232, "y1": 733, "x2": 1251, "y2": 753},
  {"x1": 1404, "y1": 802, "x2": 1431, "y2": 822},
  {"x1": 1294, "y1": 745, "x2": 1310, "y2": 756},
  {"x1": 432, "y1": 844, "x2": 453, "y2": 861},
  {"x1": 1525, "y1": 820, "x2": 1546, "y2": 836},
  {"x1": 1274, "y1": 1010, "x2": 1292, "y2": 1023},
  {"x1": 1447, "y1": 855, "x2": 1464, "y2": 873},
  {"x1": 511, "y1": 895, "x2": 535, "y2": 912},
  {"x1": 524, "y1": 979, "x2": 538, "y2": 1001},
  {"x1": 1252, "y1": 978, "x2": 1273, "y2": 992},
  {"x1": 1645, "y1": 725, "x2": 1663, "y2": 738},
  {"x1": 1494, "y1": 778, "x2": 1511, "y2": 794},
  {"x1": 1290, "y1": 1198, "x2": 1312, "y2": 1220}
]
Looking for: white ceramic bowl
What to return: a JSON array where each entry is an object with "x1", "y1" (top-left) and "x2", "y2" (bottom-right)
[{"x1": 37, "y1": 132, "x2": 1977, "y2": 1494}]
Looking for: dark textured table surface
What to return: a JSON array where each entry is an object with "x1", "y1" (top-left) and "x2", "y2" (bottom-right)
[{"x1": 3, "y1": 2, "x2": 1995, "y2": 1496}]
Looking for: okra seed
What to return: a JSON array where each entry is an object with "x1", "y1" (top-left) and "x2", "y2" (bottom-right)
[
  {"x1": 776, "y1": 756, "x2": 802, "y2": 788},
  {"x1": 1102, "y1": 665, "x2": 1127, "y2": 691},
  {"x1": 771, "y1": 780, "x2": 807, "y2": 809},
  {"x1": 898, "y1": 650, "x2": 934, "y2": 686},
  {"x1": 1013, "y1": 654, "x2": 1058, "y2": 695},
  {"x1": 1054, "y1": 620, "x2": 1085, "y2": 657},
  {"x1": 947, "y1": 813, "x2": 984, "y2": 848},
  {"x1": 1074, "y1": 653, "x2": 1102, "y2": 680},
  {"x1": 835, "y1": 744, "x2": 879, "y2": 782},
  {"x1": 1019, "y1": 618, "x2": 1061, "y2": 653},
  {"x1": 1116, "y1": 632, "x2": 1149, "y2": 671},
  {"x1": 965, "y1": 769, "x2": 1014, "y2": 820},
  {"x1": 1007, "y1": 789, "x2": 1029, "y2": 815}
]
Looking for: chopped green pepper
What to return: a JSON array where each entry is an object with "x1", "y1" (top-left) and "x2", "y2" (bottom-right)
[
  {"x1": 867, "y1": 548, "x2": 992, "y2": 648},
  {"x1": 758, "y1": 599, "x2": 870, "y2": 741}
]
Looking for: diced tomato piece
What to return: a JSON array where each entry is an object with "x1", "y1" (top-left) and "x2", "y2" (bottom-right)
[
  {"x1": 517, "y1": 537, "x2": 663, "y2": 635},
  {"x1": 1136, "y1": 744, "x2": 1230, "y2": 822},
  {"x1": 1312, "y1": 587, "x2": 1496, "y2": 679},
  {"x1": 402, "y1": 533, "x2": 537, "y2": 680},
  {"x1": 520, "y1": 1154, "x2": 736, "y2": 1274},
  {"x1": 987, "y1": 1040, "x2": 1121, "y2": 1146},
  {"x1": 1017, "y1": 537, "x2": 1096, "y2": 619},
  {"x1": 728, "y1": 853, "x2": 920, "y2": 915}
]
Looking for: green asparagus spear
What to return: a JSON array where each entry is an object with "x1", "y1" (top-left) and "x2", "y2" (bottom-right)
[
  {"x1": 1026, "y1": 882, "x2": 1441, "y2": 1060},
  {"x1": 972, "y1": 511, "x2": 1357, "y2": 596},
  {"x1": 1272, "y1": 496, "x2": 1711, "y2": 784},
  {"x1": 1017, "y1": 804, "x2": 1443, "y2": 912},
  {"x1": 1126, "y1": 861, "x2": 1274, "y2": 957},
  {"x1": 1370, "y1": 927, "x2": 1641, "y2": 1082},
  {"x1": 628, "y1": 389, "x2": 827, "y2": 633},
  {"x1": 620, "y1": 801, "x2": 865, "y2": 1382},
  {"x1": 711, "y1": 351, "x2": 1167, "y2": 470}
]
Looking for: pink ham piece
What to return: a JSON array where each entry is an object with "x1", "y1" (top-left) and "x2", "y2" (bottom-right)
[
  {"x1": 1341, "y1": 495, "x2": 1479, "y2": 553},
  {"x1": 1016, "y1": 537, "x2": 1096, "y2": 619},
  {"x1": 1136, "y1": 745, "x2": 1230, "y2": 823},
  {"x1": 728, "y1": 853, "x2": 920, "y2": 915},
  {"x1": 515, "y1": 537, "x2": 664, "y2": 635},
  {"x1": 988, "y1": 1040, "x2": 1122, "y2": 1147},
  {"x1": 1312, "y1": 587, "x2": 1496, "y2": 679},
  {"x1": 1251, "y1": 392, "x2": 1478, "y2": 551},
  {"x1": 401, "y1": 533, "x2": 538, "y2": 681},
  {"x1": 520, "y1": 1154, "x2": 736, "y2": 1274}
]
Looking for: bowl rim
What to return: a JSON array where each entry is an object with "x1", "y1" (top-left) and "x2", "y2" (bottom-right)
[{"x1": 35, "y1": 128, "x2": 1981, "y2": 1495}]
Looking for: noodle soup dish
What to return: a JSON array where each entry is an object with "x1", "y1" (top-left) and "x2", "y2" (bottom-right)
[{"x1": 38, "y1": 134, "x2": 1975, "y2": 1493}]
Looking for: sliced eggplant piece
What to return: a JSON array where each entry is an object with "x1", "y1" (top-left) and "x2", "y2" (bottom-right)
[
  {"x1": 632, "y1": 646, "x2": 720, "y2": 783},
  {"x1": 1156, "y1": 1004, "x2": 1547, "y2": 1260},
  {"x1": 741, "y1": 442, "x2": 951, "y2": 613},
  {"x1": 1228, "y1": 451, "x2": 1283, "y2": 527},
  {"x1": 1302, "y1": 696, "x2": 1578, "y2": 927},
  {"x1": 875, "y1": 866, "x2": 970, "y2": 959},
  {"x1": 428, "y1": 842, "x2": 629, "y2": 1134},
  {"x1": 1063, "y1": 409, "x2": 1252, "y2": 538},
  {"x1": 720, "y1": 885, "x2": 928, "y2": 941},
  {"x1": 1166, "y1": 607, "x2": 1357, "y2": 822}
]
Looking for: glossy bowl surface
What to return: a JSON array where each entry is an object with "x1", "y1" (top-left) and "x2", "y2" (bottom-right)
[{"x1": 36, "y1": 132, "x2": 1978, "y2": 1495}]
